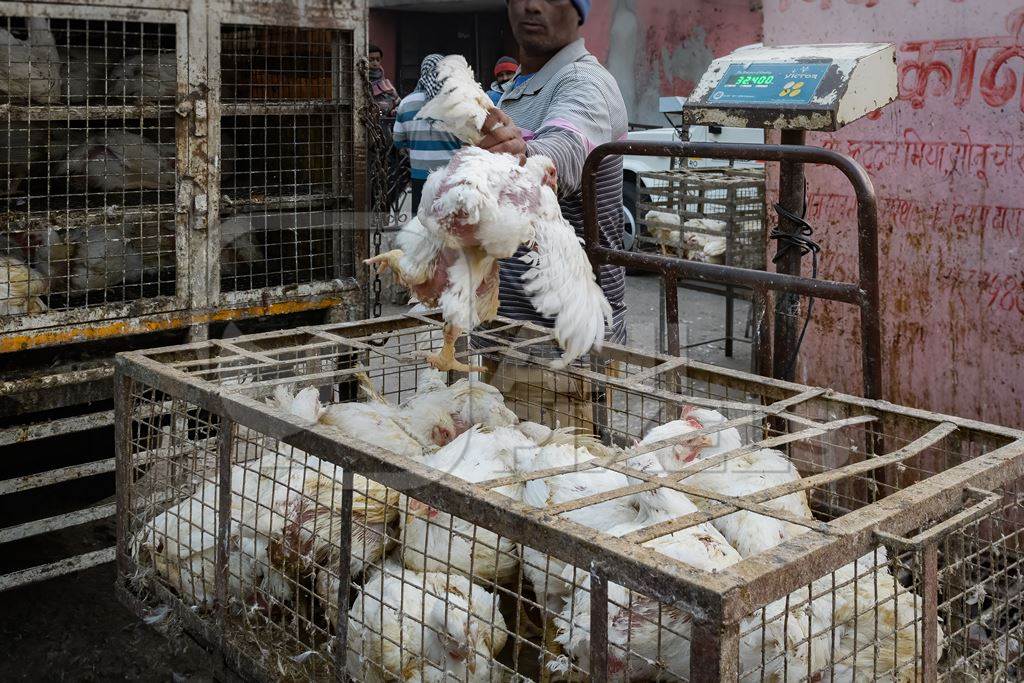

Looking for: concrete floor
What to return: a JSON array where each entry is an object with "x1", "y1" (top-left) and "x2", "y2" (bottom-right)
[
  {"x1": 1, "y1": 275, "x2": 751, "y2": 680},
  {"x1": 622, "y1": 272, "x2": 752, "y2": 372}
]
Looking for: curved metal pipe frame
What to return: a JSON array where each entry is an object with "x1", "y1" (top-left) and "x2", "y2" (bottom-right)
[{"x1": 582, "y1": 141, "x2": 883, "y2": 401}]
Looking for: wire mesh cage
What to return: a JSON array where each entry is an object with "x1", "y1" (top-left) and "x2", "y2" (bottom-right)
[
  {"x1": 0, "y1": 4, "x2": 363, "y2": 346},
  {"x1": 637, "y1": 168, "x2": 766, "y2": 271},
  {"x1": 217, "y1": 25, "x2": 356, "y2": 298},
  {"x1": 115, "y1": 312, "x2": 1024, "y2": 681},
  {"x1": 1, "y1": 11, "x2": 184, "y2": 327}
]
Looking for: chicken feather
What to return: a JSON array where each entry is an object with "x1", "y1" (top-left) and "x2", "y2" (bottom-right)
[
  {"x1": 0, "y1": 19, "x2": 62, "y2": 103},
  {"x1": 553, "y1": 487, "x2": 817, "y2": 682},
  {"x1": 646, "y1": 407, "x2": 938, "y2": 681},
  {"x1": 416, "y1": 54, "x2": 493, "y2": 145},
  {"x1": 520, "y1": 210, "x2": 614, "y2": 367},
  {"x1": 344, "y1": 560, "x2": 507, "y2": 682},
  {"x1": 400, "y1": 426, "x2": 528, "y2": 584},
  {"x1": 0, "y1": 255, "x2": 47, "y2": 315}
]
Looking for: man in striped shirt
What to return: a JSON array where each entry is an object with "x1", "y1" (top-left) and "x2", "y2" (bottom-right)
[
  {"x1": 393, "y1": 54, "x2": 463, "y2": 213},
  {"x1": 477, "y1": 0, "x2": 628, "y2": 428}
]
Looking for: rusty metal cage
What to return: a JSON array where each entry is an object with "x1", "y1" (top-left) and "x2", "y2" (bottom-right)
[
  {"x1": 115, "y1": 312, "x2": 1024, "y2": 681},
  {"x1": 634, "y1": 167, "x2": 767, "y2": 365},
  {"x1": 0, "y1": 4, "x2": 364, "y2": 345},
  {"x1": 637, "y1": 168, "x2": 766, "y2": 271},
  {"x1": 0, "y1": 0, "x2": 368, "y2": 593}
]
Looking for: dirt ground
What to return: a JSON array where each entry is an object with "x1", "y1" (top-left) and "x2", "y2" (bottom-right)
[
  {"x1": 0, "y1": 525, "x2": 218, "y2": 681},
  {"x1": 0, "y1": 275, "x2": 751, "y2": 681}
]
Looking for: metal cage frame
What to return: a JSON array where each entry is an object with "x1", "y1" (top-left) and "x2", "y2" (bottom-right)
[
  {"x1": 113, "y1": 312, "x2": 1024, "y2": 681},
  {"x1": 0, "y1": 0, "x2": 370, "y2": 592},
  {"x1": 1, "y1": 0, "x2": 368, "y2": 352}
]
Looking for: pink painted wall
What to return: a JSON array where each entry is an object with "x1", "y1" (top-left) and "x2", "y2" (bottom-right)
[
  {"x1": 583, "y1": 0, "x2": 763, "y2": 124},
  {"x1": 764, "y1": 2, "x2": 1024, "y2": 427}
]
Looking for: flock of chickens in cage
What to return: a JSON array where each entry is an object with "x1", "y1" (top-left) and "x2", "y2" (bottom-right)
[
  {"x1": 130, "y1": 365, "x2": 934, "y2": 682},
  {"x1": 644, "y1": 210, "x2": 728, "y2": 264},
  {"x1": 126, "y1": 54, "x2": 937, "y2": 682},
  {"x1": 0, "y1": 18, "x2": 309, "y2": 315}
]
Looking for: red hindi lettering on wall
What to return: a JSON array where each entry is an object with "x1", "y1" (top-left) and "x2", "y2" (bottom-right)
[
  {"x1": 780, "y1": 0, "x2": 964, "y2": 12},
  {"x1": 897, "y1": 8, "x2": 1024, "y2": 111}
]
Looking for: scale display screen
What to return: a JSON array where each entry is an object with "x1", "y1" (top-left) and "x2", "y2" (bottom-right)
[
  {"x1": 727, "y1": 72, "x2": 776, "y2": 86},
  {"x1": 710, "y1": 62, "x2": 830, "y2": 105}
]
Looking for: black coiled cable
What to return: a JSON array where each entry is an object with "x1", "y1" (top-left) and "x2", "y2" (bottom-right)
[{"x1": 770, "y1": 202, "x2": 822, "y2": 379}]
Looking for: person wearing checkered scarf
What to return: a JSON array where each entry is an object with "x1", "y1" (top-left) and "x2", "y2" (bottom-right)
[{"x1": 392, "y1": 54, "x2": 463, "y2": 213}]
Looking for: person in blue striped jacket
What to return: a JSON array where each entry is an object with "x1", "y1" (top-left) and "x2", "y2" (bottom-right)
[{"x1": 392, "y1": 54, "x2": 463, "y2": 214}]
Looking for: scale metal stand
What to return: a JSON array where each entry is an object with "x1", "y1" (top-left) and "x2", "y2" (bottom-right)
[
  {"x1": 678, "y1": 43, "x2": 897, "y2": 384},
  {"x1": 584, "y1": 42, "x2": 898, "y2": 471}
]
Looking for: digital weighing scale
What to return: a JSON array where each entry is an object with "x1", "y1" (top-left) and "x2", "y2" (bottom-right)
[
  {"x1": 681, "y1": 44, "x2": 898, "y2": 382},
  {"x1": 683, "y1": 43, "x2": 897, "y2": 131}
]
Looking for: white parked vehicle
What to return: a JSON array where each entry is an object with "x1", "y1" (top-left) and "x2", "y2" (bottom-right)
[{"x1": 620, "y1": 96, "x2": 765, "y2": 251}]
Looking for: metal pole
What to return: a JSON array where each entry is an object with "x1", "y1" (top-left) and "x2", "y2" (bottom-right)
[
  {"x1": 752, "y1": 285, "x2": 772, "y2": 377},
  {"x1": 690, "y1": 618, "x2": 740, "y2": 682},
  {"x1": 921, "y1": 542, "x2": 939, "y2": 683},
  {"x1": 215, "y1": 419, "x2": 234, "y2": 615},
  {"x1": 664, "y1": 274, "x2": 680, "y2": 358},
  {"x1": 113, "y1": 373, "x2": 133, "y2": 579},
  {"x1": 773, "y1": 129, "x2": 807, "y2": 382},
  {"x1": 589, "y1": 567, "x2": 609, "y2": 683},
  {"x1": 333, "y1": 470, "x2": 355, "y2": 681}
]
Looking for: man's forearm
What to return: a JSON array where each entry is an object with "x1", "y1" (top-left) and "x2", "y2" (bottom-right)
[{"x1": 526, "y1": 129, "x2": 587, "y2": 196}]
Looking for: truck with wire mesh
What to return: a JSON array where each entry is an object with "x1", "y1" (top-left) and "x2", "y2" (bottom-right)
[
  {"x1": 0, "y1": 0, "x2": 369, "y2": 592},
  {"x1": 115, "y1": 312, "x2": 1024, "y2": 681}
]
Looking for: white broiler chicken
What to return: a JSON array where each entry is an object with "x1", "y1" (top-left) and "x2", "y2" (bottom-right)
[
  {"x1": 59, "y1": 46, "x2": 106, "y2": 103},
  {"x1": 400, "y1": 425, "x2": 529, "y2": 585},
  {"x1": 644, "y1": 209, "x2": 682, "y2": 255},
  {"x1": 265, "y1": 386, "x2": 400, "y2": 578},
  {"x1": 320, "y1": 373, "x2": 457, "y2": 455},
  {"x1": 647, "y1": 407, "x2": 937, "y2": 681},
  {"x1": 108, "y1": 50, "x2": 177, "y2": 100},
  {"x1": 346, "y1": 560, "x2": 508, "y2": 683},
  {"x1": 641, "y1": 406, "x2": 813, "y2": 557},
  {"x1": 403, "y1": 367, "x2": 519, "y2": 435},
  {"x1": 131, "y1": 450, "x2": 300, "y2": 609},
  {"x1": 366, "y1": 55, "x2": 612, "y2": 372},
  {"x1": 55, "y1": 130, "x2": 176, "y2": 192},
  {"x1": 218, "y1": 215, "x2": 265, "y2": 277},
  {"x1": 682, "y1": 218, "x2": 727, "y2": 264},
  {"x1": 552, "y1": 487, "x2": 817, "y2": 682},
  {"x1": 0, "y1": 18, "x2": 61, "y2": 103},
  {"x1": 0, "y1": 255, "x2": 48, "y2": 314},
  {"x1": 514, "y1": 433, "x2": 636, "y2": 618},
  {"x1": 134, "y1": 385, "x2": 398, "y2": 612},
  {"x1": 35, "y1": 224, "x2": 157, "y2": 292}
]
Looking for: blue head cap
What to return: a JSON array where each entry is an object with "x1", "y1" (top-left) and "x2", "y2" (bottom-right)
[{"x1": 571, "y1": 0, "x2": 591, "y2": 24}]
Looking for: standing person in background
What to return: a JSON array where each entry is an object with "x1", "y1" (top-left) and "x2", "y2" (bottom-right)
[
  {"x1": 476, "y1": 0, "x2": 628, "y2": 430},
  {"x1": 487, "y1": 56, "x2": 520, "y2": 104},
  {"x1": 393, "y1": 54, "x2": 462, "y2": 214},
  {"x1": 367, "y1": 43, "x2": 400, "y2": 115}
]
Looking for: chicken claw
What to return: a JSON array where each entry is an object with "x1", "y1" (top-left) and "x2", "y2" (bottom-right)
[
  {"x1": 424, "y1": 347, "x2": 487, "y2": 375},
  {"x1": 420, "y1": 323, "x2": 486, "y2": 374},
  {"x1": 364, "y1": 249, "x2": 404, "y2": 276}
]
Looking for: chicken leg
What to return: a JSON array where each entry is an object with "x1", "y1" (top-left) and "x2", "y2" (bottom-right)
[
  {"x1": 425, "y1": 322, "x2": 486, "y2": 374},
  {"x1": 364, "y1": 249, "x2": 405, "y2": 279}
]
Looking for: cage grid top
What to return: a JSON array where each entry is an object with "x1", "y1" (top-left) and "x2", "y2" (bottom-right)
[{"x1": 116, "y1": 311, "x2": 1024, "y2": 624}]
